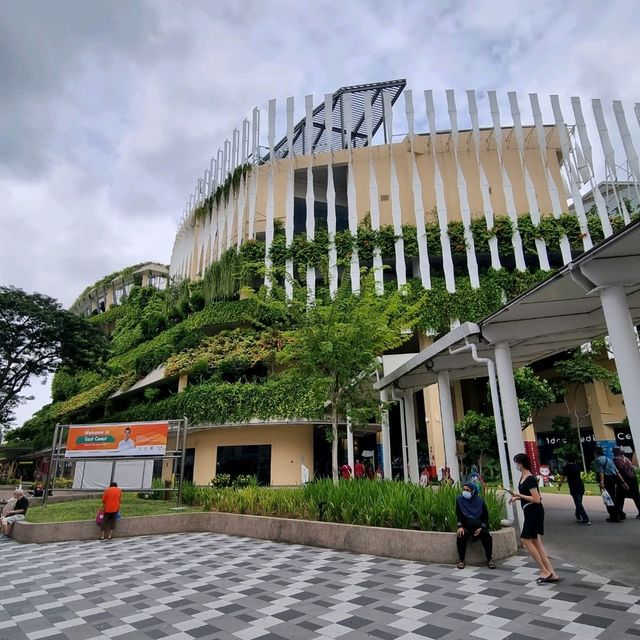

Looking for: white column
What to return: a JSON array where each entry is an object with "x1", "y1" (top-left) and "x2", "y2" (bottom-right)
[
  {"x1": 494, "y1": 342, "x2": 526, "y2": 480},
  {"x1": 397, "y1": 395, "x2": 409, "y2": 481},
  {"x1": 599, "y1": 286, "x2": 640, "y2": 449},
  {"x1": 437, "y1": 371, "x2": 460, "y2": 483},
  {"x1": 380, "y1": 389, "x2": 392, "y2": 481},
  {"x1": 346, "y1": 416, "x2": 355, "y2": 476},
  {"x1": 494, "y1": 341, "x2": 525, "y2": 530},
  {"x1": 402, "y1": 391, "x2": 420, "y2": 484}
]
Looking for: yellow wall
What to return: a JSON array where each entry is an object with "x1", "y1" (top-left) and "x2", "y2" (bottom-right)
[
  {"x1": 187, "y1": 125, "x2": 566, "y2": 266},
  {"x1": 186, "y1": 424, "x2": 314, "y2": 486}
]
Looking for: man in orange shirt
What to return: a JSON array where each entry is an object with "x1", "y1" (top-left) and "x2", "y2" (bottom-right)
[{"x1": 100, "y1": 482, "x2": 122, "y2": 541}]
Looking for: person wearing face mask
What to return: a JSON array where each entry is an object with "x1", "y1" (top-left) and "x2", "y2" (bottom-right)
[
  {"x1": 509, "y1": 453, "x2": 559, "y2": 584},
  {"x1": 455, "y1": 483, "x2": 496, "y2": 569}
]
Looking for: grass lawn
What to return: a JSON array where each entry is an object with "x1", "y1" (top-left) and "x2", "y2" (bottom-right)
[
  {"x1": 26, "y1": 494, "x2": 200, "y2": 523},
  {"x1": 540, "y1": 483, "x2": 600, "y2": 496}
]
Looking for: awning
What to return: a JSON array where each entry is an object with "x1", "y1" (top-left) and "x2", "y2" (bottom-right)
[{"x1": 376, "y1": 218, "x2": 640, "y2": 391}]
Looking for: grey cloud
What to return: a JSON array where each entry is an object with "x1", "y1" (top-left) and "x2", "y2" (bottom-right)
[
  {"x1": 0, "y1": 0, "x2": 158, "y2": 178},
  {"x1": 2, "y1": 0, "x2": 639, "y2": 430}
]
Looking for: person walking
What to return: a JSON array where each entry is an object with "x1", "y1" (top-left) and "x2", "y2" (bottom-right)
[
  {"x1": 354, "y1": 459, "x2": 365, "y2": 479},
  {"x1": 455, "y1": 483, "x2": 496, "y2": 570},
  {"x1": 613, "y1": 447, "x2": 640, "y2": 518},
  {"x1": 100, "y1": 482, "x2": 122, "y2": 541},
  {"x1": 594, "y1": 446, "x2": 628, "y2": 522},
  {"x1": 557, "y1": 455, "x2": 590, "y2": 525},
  {"x1": 509, "y1": 453, "x2": 559, "y2": 584}
]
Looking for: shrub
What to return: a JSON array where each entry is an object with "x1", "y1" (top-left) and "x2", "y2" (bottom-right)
[{"x1": 211, "y1": 474, "x2": 231, "y2": 488}]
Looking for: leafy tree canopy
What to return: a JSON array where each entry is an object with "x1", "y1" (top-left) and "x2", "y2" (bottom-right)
[
  {"x1": 0, "y1": 286, "x2": 107, "y2": 429},
  {"x1": 267, "y1": 272, "x2": 421, "y2": 483}
]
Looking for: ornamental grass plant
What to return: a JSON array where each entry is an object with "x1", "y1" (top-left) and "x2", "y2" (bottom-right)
[{"x1": 179, "y1": 479, "x2": 506, "y2": 533}]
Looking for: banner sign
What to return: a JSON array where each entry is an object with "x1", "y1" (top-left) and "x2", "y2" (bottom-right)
[{"x1": 65, "y1": 422, "x2": 169, "y2": 458}]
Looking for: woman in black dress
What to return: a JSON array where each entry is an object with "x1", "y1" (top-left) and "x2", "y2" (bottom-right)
[{"x1": 509, "y1": 453, "x2": 559, "y2": 584}]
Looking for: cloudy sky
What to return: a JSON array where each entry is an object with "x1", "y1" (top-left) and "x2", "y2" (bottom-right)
[{"x1": 2, "y1": 0, "x2": 639, "y2": 426}]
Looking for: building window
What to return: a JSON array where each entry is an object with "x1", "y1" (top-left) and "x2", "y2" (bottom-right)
[{"x1": 216, "y1": 444, "x2": 271, "y2": 485}]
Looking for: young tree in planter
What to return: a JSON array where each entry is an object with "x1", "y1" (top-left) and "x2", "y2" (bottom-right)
[
  {"x1": 275, "y1": 274, "x2": 420, "y2": 485},
  {"x1": 514, "y1": 366, "x2": 556, "y2": 430},
  {"x1": 455, "y1": 411, "x2": 496, "y2": 478},
  {"x1": 0, "y1": 286, "x2": 107, "y2": 430},
  {"x1": 555, "y1": 342, "x2": 614, "y2": 471}
]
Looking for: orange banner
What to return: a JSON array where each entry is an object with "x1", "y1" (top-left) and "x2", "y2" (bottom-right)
[{"x1": 65, "y1": 422, "x2": 169, "y2": 458}]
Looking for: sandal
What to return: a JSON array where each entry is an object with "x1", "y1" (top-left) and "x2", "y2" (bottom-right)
[
  {"x1": 487, "y1": 560, "x2": 496, "y2": 569},
  {"x1": 535, "y1": 575, "x2": 551, "y2": 584},
  {"x1": 543, "y1": 575, "x2": 560, "y2": 583},
  {"x1": 457, "y1": 561, "x2": 465, "y2": 569}
]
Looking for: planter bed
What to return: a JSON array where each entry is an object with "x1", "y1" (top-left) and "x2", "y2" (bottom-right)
[{"x1": 13, "y1": 512, "x2": 517, "y2": 564}]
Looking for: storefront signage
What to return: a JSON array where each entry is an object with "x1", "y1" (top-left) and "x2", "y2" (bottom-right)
[{"x1": 65, "y1": 422, "x2": 169, "y2": 458}]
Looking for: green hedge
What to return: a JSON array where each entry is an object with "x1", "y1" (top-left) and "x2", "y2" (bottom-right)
[
  {"x1": 102, "y1": 372, "x2": 327, "y2": 425},
  {"x1": 264, "y1": 211, "x2": 633, "y2": 269},
  {"x1": 108, "y1": 299, "x2": 259, "y2": 376},
  {"x1": 180, "y1": 480, "x2": 505, "y2": 533}
]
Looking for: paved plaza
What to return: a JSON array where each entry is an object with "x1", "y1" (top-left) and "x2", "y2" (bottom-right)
[{"x1": 0, "y1": 533, "x2": 639, "y2": 640}]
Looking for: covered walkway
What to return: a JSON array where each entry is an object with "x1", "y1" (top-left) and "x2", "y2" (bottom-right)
[{"x1": 375, "y1": 219, "x2": 640, "y2": 511}]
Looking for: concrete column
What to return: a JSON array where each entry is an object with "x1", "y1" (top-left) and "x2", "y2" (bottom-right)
[
  {"x1": 403, "y1": 391, "x2": 420, "y2": 484},
  {"x1": 346, "y1": 416, "x2": 355, "y2": 475},
  {"x1": 397, "y1": 395, "x2": 409, "y2": 481},
  {"x1": 600, "y1": 285, "x2": 640, "y2": 450},
  {"x1": 437, "y1": 370, "x2": 461, "y2": 483},
  {"x1": 178, "y1": 374, "x2": 189, "y2": 393},
  {"x1": 494, "y1": 341, "x2": 526, "y2": 525},
  {"x1": 423, "y1": 385, "x2": 445, "y2": 472},
  {"x1": 380, "y1": 389, "x2": 392, "y2": 480}
]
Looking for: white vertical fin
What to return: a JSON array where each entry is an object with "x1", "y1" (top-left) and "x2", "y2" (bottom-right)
[
  {"x1": 285, "y1": 96, "x2": 295, "y2": 300},
  {"x1": 325, "y1": 93, "x2": 338, "y2": 298},
  {"x1": 305, "y1": 94, "x2": 316, "y2": 304},
  {"x1": 237, "y1": 119, "x2": 249, "y2": 249},
  {"x1": 613, "y1": 100, "x2": 640, "y2": 206},
  {"x1": 467, "y1": 90, "x2": 501, "y2": 270},
  {"x1": 248, "y1": 107, "x2": 259, "y2": 240},
  {"x1": 366, "y1": 93, "x2": 384, "y2": 294},
  {"x1": 508, "y1": 91, "x2": 550, "y2": 270},
  {"x1": 384, "y1": 91, "x2": 406, "y2": 289},
  {"x1": 488, "y1": 91, "x2": 527, "y2": 270},
  {"x1": 425, "y1": 90, "x2": 456, "y2": 293},
  {"x1": 405, "y1": 89, "x2": 431, "y2": 289},
  {"x1": 551, "y1": 95, "x2": 593, "y2": 249},
  {"x1": 530, "y1": 93, "x2": 572, "y2": 264},
  {"x1": 593, "y1": 98, "x2": 629, "y2": 223},
  {"x1": 344, "y1": 91, "x2": 360, "y2": 294},
  {"x1": 265, "y1": 99, "x2": 276, "y2": 290},
  {"x1": 446, "y1": 89, "x2": 481, "y2": 285}
]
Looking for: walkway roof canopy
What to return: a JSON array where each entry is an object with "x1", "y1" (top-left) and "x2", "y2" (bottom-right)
[{"x1": 376, "y1": 219, "x2": 640, "y2": 391}]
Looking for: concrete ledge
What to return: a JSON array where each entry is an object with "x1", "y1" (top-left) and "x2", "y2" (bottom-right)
[{"x1": 14, "y1": 513, "x2": 517, "y2": 564}]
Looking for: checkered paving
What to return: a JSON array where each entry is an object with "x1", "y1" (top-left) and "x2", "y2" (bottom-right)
[{"x1": 0, "y1": 533, "x2": 638, "y2": 639}]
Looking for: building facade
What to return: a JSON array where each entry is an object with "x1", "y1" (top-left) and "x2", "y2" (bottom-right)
[{"x1": 164, "y1": 80, "x2": 640, "y2": 482}]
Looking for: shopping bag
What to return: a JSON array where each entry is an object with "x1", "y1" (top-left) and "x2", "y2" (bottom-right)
[
  {"x1": 95, "y1": 510, "x2": 105, "y2": 525},
  {"x1": 115, "y1": 511, "x2": 121, "y2": 521},
  {"x1": 601, "y1": 490, "x2": 614, "y2": 507}
]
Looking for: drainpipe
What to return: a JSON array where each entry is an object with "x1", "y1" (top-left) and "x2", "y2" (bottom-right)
[{"x1": 449, "y1": 340, "x2": 515, "y2": 523}]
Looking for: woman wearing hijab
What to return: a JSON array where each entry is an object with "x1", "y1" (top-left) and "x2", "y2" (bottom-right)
[{"x1": 455, "y1": 482, "x2": 496, "y2": 569}]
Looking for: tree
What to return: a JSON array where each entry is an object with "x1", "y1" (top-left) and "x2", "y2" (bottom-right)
[
  {"x1": 555, "y1": 342, "x2": 614, "y2": 470},
  {"x1": 274, "y1": 274, "x2": 419, "y2": 484},
  {"x1": 514, "y1": 366, "x2": 555, "y2": 430},
  {"x1": 455, "y1": 410, "x2": 496, "y2": 477},
  {"x1": 0, "y1": 287, "x2": 108, "y2": 429}
]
